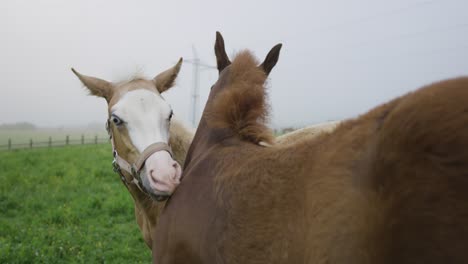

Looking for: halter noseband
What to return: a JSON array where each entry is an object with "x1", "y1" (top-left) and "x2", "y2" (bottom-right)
[{"x1": 106, "y1": 120, "x2": 173, "y2": 200}]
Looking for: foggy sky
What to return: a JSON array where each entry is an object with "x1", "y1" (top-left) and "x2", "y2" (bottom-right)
[{"x1": 1, "y1": 0, "x2": 467, "y2": 128}]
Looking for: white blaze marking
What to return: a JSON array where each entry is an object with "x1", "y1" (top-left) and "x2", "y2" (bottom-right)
[
  {"x1": 111, "y1": 89, "x2": 181, "y2": 196},
  {"x1": 111, "y1": 89, "x2": 171, "y2": 152}
]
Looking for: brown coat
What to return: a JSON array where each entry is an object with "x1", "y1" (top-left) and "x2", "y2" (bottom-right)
[{"x1": 153, "y1": 38, "x2": 468, "y2": 263}]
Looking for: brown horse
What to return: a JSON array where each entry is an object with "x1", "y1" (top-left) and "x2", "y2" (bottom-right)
[
  {"x1": 72, "y1": 62, "x2": 339, "y2": 249},
  {"x1": 153, "y1": 32, "x2": 468, "y2": 263}
]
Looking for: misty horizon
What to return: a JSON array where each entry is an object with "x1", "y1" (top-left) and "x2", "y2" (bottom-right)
[{"x1": 2, "y1": 0, "x2": 467, "y2": 129}]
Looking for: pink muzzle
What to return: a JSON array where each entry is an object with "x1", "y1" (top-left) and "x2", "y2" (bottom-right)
[{"x1": 112, "y1": 142, "x2": 181, "y2": 201}]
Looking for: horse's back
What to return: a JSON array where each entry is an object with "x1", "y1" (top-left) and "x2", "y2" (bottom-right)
[
  {"x1": 370, "y1": 77, "x2": 468, "y2": 263},
  {"x1": 157, "y1": 77, "x2": 468, "y2": 264},
  {"x1": 296, "y1": 77, "x2": 468, "y2": 263}
]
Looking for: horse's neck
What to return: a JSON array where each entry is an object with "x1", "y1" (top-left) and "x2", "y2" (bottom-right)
[
  {"x1": 127, "y1": 183, "x2": 164, "y2": 247},
  {"x1": 183, "y1": 117, "x2": 232, "y2": 168},
  {"x1": 169, "y1": 119, "x2": 194, "y2": 166}
]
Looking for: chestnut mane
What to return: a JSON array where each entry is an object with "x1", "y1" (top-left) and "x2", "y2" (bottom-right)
[{"x1": 206, "y1": 51, "x2": 274, "y2": 145}]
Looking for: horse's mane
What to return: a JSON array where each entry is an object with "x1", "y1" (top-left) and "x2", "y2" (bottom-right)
[
  {"x1": 206, "y1": 51, "x2": 274, "y2": 145},
  {"x1": 169, "y1": 119, "x2": 194, "y2": 166},
  {"x1": 115, "y1": 76, "x2": 148, "y2": 87}
]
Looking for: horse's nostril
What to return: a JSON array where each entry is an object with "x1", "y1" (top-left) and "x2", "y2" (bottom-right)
[{"x1": 172, "y1": 163, "x2": 178, "y2": 169}]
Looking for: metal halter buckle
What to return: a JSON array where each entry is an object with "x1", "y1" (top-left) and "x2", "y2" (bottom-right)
[
  {"x1": 131, "y1": 166, "x2": 138, "y2": 178},
  {"x1": 112, "y1": 158, "x2": 121, "y2": 172}
]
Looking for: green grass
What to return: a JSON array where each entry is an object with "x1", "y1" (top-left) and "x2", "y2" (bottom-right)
[{"x1": 0, "y1": 145, "x2": 151, "y2": 263}]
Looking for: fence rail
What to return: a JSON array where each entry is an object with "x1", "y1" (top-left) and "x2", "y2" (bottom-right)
[{"x1": 0, "y1": 135, "x2": 109, "y2": 151}]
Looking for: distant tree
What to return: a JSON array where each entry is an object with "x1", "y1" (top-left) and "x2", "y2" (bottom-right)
[
  {"x1": 87, "y1": 122, "x2": 105, "y2": 131},
  {"x1": 0, "y1": 122, "x2": 37, "y2": 130},
  {"x1": 281, "y1": 127, "x2": 296, "y2": 134}
]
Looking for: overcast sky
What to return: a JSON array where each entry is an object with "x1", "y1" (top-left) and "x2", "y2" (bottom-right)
[{"x1": 1, "y1": 0, "x2": 467, "y2": 129}]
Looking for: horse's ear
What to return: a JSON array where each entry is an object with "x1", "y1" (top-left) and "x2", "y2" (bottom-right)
[
  {"x1": 153, "y1": 58, "x2": 183, "y2": 93},
  {"x1": 259, "y1": 43, "x2": 282, "y2": 76},
  {"x1": 71, "y1": 68, "x2": 113, "y2": 101},
  {"x1": 214, "y1": 31, "x2": 231, "y2": 73}
]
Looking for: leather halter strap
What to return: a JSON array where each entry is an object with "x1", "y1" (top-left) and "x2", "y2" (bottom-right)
[
  {"x1": 106, "y1": 120, "x2": 173, "y2": 195},
  {"x1": 134, "y1": 142, "x2": 173, "y2": 173},
  {"x1": 113, "y1": 142, "x2": 173, "y2": 177}
]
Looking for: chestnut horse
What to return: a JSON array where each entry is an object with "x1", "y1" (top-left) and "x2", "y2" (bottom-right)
[
  {"x1": 153, "y1": 32, "x2": 468, "y2": 263},
  {"x1": 71, "y1": 60, "x2": 191, "y2": 247}
]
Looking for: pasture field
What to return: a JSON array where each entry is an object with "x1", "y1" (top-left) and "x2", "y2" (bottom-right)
[
  {"x1": 0, "y1": 128, "x2": 108, "y2": 146},
  {"x1": 0, "y1": 145, "x2": 151, "y2": 263}
]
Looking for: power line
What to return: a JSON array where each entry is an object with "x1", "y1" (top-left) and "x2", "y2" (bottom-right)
[
  {"x1": 335, "y1": 22, "x2": 468, "y2": 49},
  {"x1": 312, "y1": 0, "x2": 445, "y2": 34},
  {"x1": 183, "y1": 46, "x2": 216, "y2": 127},
  {"x1": 338, "y1": 42, "x2": 468, "y2": 64}
]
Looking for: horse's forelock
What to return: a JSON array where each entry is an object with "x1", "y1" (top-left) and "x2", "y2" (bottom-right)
[{"x1": 206, "y1": 51, "x2": 274, "y2": 145}]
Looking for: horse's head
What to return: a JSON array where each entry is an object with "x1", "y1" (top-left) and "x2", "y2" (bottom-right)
[
  {"x1": 72, "y1": 59, "x2": 183, "y2": 201},
  {"x1": 184, "y1": 32, "x2": 282, "y2": 165}
]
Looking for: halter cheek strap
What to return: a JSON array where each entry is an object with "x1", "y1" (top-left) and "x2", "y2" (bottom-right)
[{"x1": 106, "y1": 120, "x2": 173, "y2": 195}]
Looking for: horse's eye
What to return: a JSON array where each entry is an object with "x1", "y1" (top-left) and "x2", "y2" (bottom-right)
[
  {"x1": 168, "y1": 110, "x2": 174, "y2": 121},
  {"x1": 111, "y1": 115, "x2": 123, "y2": 126}
]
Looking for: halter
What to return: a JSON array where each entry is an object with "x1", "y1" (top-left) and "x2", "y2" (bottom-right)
[{"x1": 106, "y1": 120, "x2": 174, "y2": 200}]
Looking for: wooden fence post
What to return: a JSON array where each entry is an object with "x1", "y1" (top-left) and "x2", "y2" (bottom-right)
[
  {"x1": 66, "y1": 135, "x2": 69, "y2": 145},
  {"x1": 48, "y1": 136, "x2": 52, "y2": 148},
  {"x1": 81, "y1": 134, "x2": 84, "y2": 145},
  {"x1": 94, "y1": 135, "x2": 98, "y2": 145},
  {"x1": 30, "y1": 139, "x2": 33, "y2": 149},
  {"x1": 8, "y1": 138, "x2": 11, "y2": 150}
]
